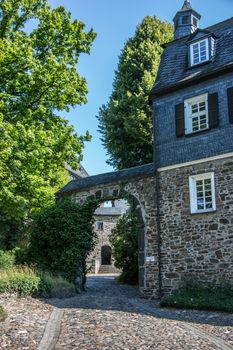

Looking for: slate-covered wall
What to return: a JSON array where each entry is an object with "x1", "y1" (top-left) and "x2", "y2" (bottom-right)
[
  {"x1": 153, "y1": 73, "x2": 233, "y2": 168},
  {"x1": 159, "y1": 156, "x2": 233, "y2": 294}
]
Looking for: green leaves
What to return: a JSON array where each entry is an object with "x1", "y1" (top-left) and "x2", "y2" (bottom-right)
[
  {"x1": 0, "y1": 0, "x2": 96, "y2": 220},
  {"x1": 98, "y1": 16, "x2": 173, "y2": 169},
  {"x1": 29, "y1": 199, "x2": 98, "y2": 281},
  {"x1": 110, "y1": 206, "x2": 139, "y2": 285}
]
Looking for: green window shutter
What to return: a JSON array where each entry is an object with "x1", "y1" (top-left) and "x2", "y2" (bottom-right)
[
  {"x1": 208, "y1": 93, "x2": 219, "y2": 129},
  {"x1": 227, "y1": 87, "x2": 233, "y2": 124},
  {"x1": 175, "y1": 103, "x2": 185, "y2": 137}
]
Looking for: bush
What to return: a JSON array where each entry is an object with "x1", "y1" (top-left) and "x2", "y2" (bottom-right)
[
  {"x1": 161, "y1": 281, "x2": 233, "y2": 312},
  {"x1": 28, "y1": 199, "x2": 98, "y2": 282},
  {"x1": 0, "y1": 266, "x2": 40, "y2": 297},
  {"x1": 0, "y1": 306, "x2": 7, "y2": 322},
  {"x1": 0, "y1": 217, "x2": 24, "y2": 251},
  {"x1": 38, "y1": 271, "x2": 75, "y2": 297},
  {"x1": 110, "y1": 205, "x2": 139, "y2": 285},
  {"x1": 0, "y1": 250, "x2": 15, "y2": 269}
]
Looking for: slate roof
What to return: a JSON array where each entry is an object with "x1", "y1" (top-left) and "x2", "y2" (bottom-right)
[
  {"x1": 149, "y1": 17, "x2": 233, "y2": 99},
  {"x1": 173, "y1": 0, "x2": 200, "y2": 20},
  {"x1": 65, "y1": 163, "x2": 89, "y2": 179},
  {"x1": 57, "y1": 163, "x2": 155, "y2": 195}
]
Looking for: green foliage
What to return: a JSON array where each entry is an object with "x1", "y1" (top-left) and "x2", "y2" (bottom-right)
[
  {"x1": 37, "y1": 271, "x2": 74, "y2": 297},
  {"x1": 0, "y1": 217, "x2": 26, "y2": 250},
  {"x1": 0, "y1": 305, "x2": 7, "y2": 322},
  {"x1": 97, "y1": 16, "x2": 173, "y2": 169},
  {"x1": 28, "y1": 199, "x2": 98, "y2": 281},
  {"x1": 0, "y1": 249, "x2": 15, "y2": 269},
  {"x1": 0, "y1": 266, "x2": 40, "y2": 297},
  {"x1": 0, "y1": 0, "x2": 96, "y2": 220},
  {"x1": 161, "y1": 281, "x2": 233, "y2": 312},
  {"x1": 110, "y1": 206, "x2": 139, "y2": 285}
]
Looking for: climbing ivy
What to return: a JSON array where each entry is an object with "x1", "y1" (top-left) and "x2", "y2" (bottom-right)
[{"x1": 28, "y1": 199, "x2": 98, "y2": 281}]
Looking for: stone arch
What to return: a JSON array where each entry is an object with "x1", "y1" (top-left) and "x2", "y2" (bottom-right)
[
  {"x1": 69, "y1": 184, "x2": 147, "y2": 290},
  {"x1": 101, "y1": 245, "x2": 112, "y2": 265},
  {"x1": 57, "y1": 164, "x2": 158, "y2": 297}
]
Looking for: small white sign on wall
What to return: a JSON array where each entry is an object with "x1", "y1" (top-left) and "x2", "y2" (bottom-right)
[{"x1": 146, "y1": 256, "x2": 155, "y2": 263}]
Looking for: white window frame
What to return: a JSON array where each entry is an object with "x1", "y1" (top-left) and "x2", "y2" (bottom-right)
[
  {"x1": 190, "y1": 38, "x2": 209, "y2": 66},
  {"x1": 189, "y1": 172, "x2": 216, "y2": 214},
  {"x1": 191, "y1": 15, "x2": 199, "y2": 27},
  {"x1": 184, "y1": 94, "x2": 209, "y2": 135}
]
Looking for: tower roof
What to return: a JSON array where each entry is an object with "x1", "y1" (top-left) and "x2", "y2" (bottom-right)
[
  {"x1": 179, "y1": 0, "x2": 193, "y2": 12},
  {"x1": 173, "y1": 1, "x2": 201, "y2": 21}
]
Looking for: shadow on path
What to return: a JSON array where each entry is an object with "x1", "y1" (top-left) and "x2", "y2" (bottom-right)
[{"x1": 44, "y1": 274, "x2": 233, "y2": 327}]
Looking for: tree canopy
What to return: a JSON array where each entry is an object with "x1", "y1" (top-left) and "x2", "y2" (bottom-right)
[
  {"x1": 0, "y1": 0, "x2": 96, "y2": 220},
  {"x1": 97, "y1": 16, "x2": 173, "y2": 169}
]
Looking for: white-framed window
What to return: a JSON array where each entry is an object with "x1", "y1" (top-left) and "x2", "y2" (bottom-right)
[
  {"x1": 96, "y1": 221, "x2": 104, "y2": 231},
  {"x1": 190, "y1": 38, "x2": 209, "y2": 66},
  {"x1": 189, "y1": 173, "x2": 216, "y2": 214},
  {"x1": 192, "y1": 15, "x2": 199, "y2": 27},
  {"x1": 185, "y1": 94, "x2": 209, "y2": 134}
]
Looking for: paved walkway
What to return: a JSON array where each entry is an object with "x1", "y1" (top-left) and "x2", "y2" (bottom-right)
[{"x1": 43, "y1": 274, "x2": 233, "y2": 350}]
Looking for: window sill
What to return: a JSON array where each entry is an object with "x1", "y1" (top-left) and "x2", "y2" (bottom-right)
[
  {"x1": 190, "y1": 209, "x2": 217, "y2": 216},
  {"x1": 185, "y1": 127, "x2": 211, "y2": 137},
  {"x1": 187, "y1": 59, "x2": 213, "y2": 70}
]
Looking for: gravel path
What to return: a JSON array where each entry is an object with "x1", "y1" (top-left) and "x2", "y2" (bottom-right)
[
  {"x1": 49, "y1": 275, "x2": 233, "y2": 350},
  {"x1": 0, "y1": 295, "x2": 52, "y2": 350}
]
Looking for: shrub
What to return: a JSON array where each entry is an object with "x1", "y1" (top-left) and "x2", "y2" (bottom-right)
[
  {"x1": 28, "y1": 199, "x2": 98, "y2": 282},
  {"x1": 161, "y1": 281, "x2": 233, "y2": 312},
  {"x1": 0, "y1": 217, "x2": 24, "y2": 250},
  {"x1": 38, "y1": 271, "x2": 75, "y2": 297},
  {"x1": 0, "y1": 250, "x2": 15, "y2": 269},
  {"x1": 0, "y1": 266, "x2": 40, "y2": 297},
  {"x1": 0, "y1": 306, "x2": 7, "y2": 322},
  {"x1": 110, "y1": 205, "x2": 139, "y2": 285}
]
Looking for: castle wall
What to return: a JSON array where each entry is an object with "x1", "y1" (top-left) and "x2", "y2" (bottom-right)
[{"x1": 159, "y1": 156, "x2": 233, "y2": 294}]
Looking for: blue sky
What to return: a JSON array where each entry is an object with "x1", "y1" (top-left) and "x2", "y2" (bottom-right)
[{"x1": 49, "y1": 0, "x2": 232, "y2": 175}]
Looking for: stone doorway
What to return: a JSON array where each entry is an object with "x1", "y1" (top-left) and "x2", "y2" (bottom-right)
[{"x1": 101, "y1": 245, "x2": 112, "y2": 265}]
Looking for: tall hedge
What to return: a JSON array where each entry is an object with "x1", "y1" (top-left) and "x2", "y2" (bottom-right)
[{"x1": 28, "y1": 199, "x2": 98, "y2": 281}]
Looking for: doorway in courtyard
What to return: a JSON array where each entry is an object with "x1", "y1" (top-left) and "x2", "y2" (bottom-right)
[{"x1": 101, "y1": 245, "x2": 112, "y2": 265}]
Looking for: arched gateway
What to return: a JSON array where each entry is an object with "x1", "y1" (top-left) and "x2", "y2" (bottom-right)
[{"x1": 57, "y1": 163, "x2": 159, "y2": 298}]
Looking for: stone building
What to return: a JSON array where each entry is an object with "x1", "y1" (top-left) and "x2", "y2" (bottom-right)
[
  {"x1": 58, "y1": 1, "x2": 233, "y2": 298},
  {"x1": 87, "y1": 200, "x2": 127, "y2": 274}
]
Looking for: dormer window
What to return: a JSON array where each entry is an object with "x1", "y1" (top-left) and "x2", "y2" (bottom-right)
[{"x1": 190, "y1": 38, "x2": 209, "y2": 66}]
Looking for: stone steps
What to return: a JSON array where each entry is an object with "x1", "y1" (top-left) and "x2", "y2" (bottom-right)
[{"x1": 98, "y1": 265, "x2": 118, "y2": 274}]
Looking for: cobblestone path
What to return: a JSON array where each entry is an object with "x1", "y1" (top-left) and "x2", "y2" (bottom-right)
[{"x1": 49, "y1": 275, "x2": 233, "y2": 350}]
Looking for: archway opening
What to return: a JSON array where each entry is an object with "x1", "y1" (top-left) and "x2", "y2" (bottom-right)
[
  {"x1": 101, "y1": 245, "x2": 112, "y2": 265},
  {"x1": 85, "y1": 189, "x2": 145, "y2": 288}
]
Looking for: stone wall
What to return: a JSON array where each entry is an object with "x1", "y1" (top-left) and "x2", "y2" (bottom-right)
[
  {"x1": 159, "y1": 156, "x2": 233, "y2": 295},
  {"x1": 69, "y1": 174, "x2": 159, "y2": 298},
  {"x1": 87, "y1": 214, "x2": 121, "y2": 274}
]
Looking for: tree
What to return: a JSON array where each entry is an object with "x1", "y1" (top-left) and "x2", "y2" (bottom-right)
[
  {"x1": 0, "y1": 0, "x2": 96, "y2": 220},
  {"x1": 97, "y1": 16, "x2": 173, "y2": 169},
  {"x1": 110, "y1": 207, "x2": 139, "y2": 285}
]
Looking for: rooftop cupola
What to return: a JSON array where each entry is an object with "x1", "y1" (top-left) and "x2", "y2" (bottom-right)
[{"x1": 173, "y1": 0, "x2": 201, "y2": 40}]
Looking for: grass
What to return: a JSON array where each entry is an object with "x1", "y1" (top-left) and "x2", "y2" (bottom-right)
[
  {"x1": 161, "y1": 282, "x2": 233, "y2": 313},
  {"x1": 0, "y1": 266, "x2": 40, "y2": 297},
  {"x1": 0, "y1": 306, "x2": 7, "y2": 322},
  {"x1": 38, "y1": 271, "x2": 74, "y2": 295}
]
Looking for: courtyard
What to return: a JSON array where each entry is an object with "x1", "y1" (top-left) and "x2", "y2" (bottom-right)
[{"x1": 1, "y1": 275, "x2": 233, "y2": 350}]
